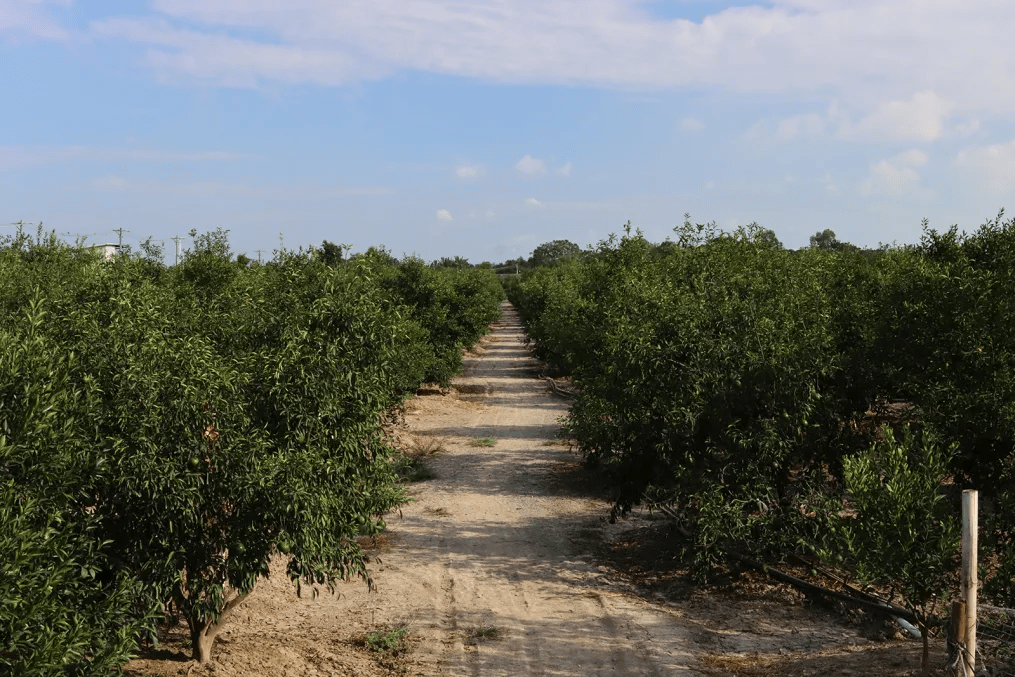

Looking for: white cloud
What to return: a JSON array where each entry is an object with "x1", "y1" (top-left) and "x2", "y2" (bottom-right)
[
  {"x1": 515, "y1": 154, "x2": 546, "y2": 177},
  {"x1": 750, "y1": 95, "x2": 960, "y2": 145},
  {"x1": 837, "y1": 91, "x2": 954, "y2": 143},
  {"x1": 679, "y1": 117, "x2": 704, "y2": 132},
  {"x1": 775, "y1": 112, "x2": 825, "y2": 141},
  {"x1": 742, "y1": 119, "x2": 768, "y2": 143},
  {"x1": 861, "y1": 162, "x2": 917, "y2": 196},
  {"x1": 92, "y1": 17, "x2": 390, "y2": 88},
  {"x1": 0, "y1": 0, "x2": 72, "y2": 41},
  {"x1": 555, "y1": 161, "x2": 572, "y2": 177},
  {"x1": 894, "y1": 149, "x2": 928, "y2": 167},
  {"x1": 860, "y1": 149, "x2": 928, "y2": 196},
  {"x1": 436, "y1": 208, "x2": 453, "y2": 221},
  {"x1": 72, "y1": 1, "x2": 1015, "y2": 114},
  {"x1": 524, "y1": 197, "x2": 541, "y2": 206},
  {"x1": 956, "y1": 140, "x2": 1015, "y2": 196},
  {"x1": 455, "y1": 164, "x2": 485, "y2": 179},
  {"x1": 956, "y1": 118, "x2": 981, "y2": 137}
]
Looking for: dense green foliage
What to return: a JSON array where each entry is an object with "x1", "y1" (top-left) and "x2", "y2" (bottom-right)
[
  {"x1": 1, "y1": 301, "x2": 155, "y2": 676},
  {"x1": 508, "y1": 213, "x2": 1015, "y2": 611},
  {"x1": 837, "y1": 426, "x2": 959, "y2": 673},
  {"x1": 367, "y1": 254, "x2": 505, "y2": 385},
  {"x1": 0, "y1": 229, "x2": 502, "y2": 673},
  {"x1": 528, "y1": 239, "x2": 581, "y2": 268}
]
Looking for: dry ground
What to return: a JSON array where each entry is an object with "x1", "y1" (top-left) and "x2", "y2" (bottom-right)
[{"x1": 127, "y1": 302, "x2": 946, "y2": 677}]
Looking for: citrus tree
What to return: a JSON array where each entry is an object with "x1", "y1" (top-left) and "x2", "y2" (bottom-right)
[
  {"x1": 1, "y1": 231, "x2": 506, "y2": 668},
  {"x1": 835, "y1": 425, "x2": 960, "y2": 675},
  {"x1": 0, "y1": 294, "x2": 155, "y2": 676}
]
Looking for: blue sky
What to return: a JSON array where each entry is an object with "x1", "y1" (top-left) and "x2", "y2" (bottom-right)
[{"x1": 2, "y1": 0, "x2": 1014, "y2": 263}]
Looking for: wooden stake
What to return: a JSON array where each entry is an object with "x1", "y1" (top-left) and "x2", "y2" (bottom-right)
[
  {"x1": 950, "y1": 600, "x2": 966, "y2": 677},
  {"x1": 961, "y1": 489, "x2": 978, "y2": 676}
]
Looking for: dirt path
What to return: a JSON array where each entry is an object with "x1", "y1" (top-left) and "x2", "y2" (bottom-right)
[
  {"x1": 129, "y1": 302, "x2": 942, "y2": 677},
  {"x1": 367, "y1": 302, "x2": 699, "y2": 676}
]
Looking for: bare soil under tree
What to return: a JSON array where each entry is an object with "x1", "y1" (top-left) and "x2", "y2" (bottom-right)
[{"x1": 128, "y1": 302, "x2": 947, "y2": 676}]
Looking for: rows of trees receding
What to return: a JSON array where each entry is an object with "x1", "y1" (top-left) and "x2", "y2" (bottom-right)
[
  {"x1": 507, "y1": 214, "x2": 1015, "y2": 674},
  {"x1": 0, "y1": 226, "x2": 504, "y2": 674}
]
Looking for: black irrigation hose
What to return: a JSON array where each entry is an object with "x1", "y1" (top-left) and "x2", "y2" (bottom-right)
[
  {"x1": 644, "y1": 497, "x2": 922, "y2": 624},
  {"x1": 723, "y1": 550, "x2": 921, "y2": 625}
]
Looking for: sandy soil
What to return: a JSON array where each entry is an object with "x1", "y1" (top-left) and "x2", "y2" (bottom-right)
[{"x1": 127, "y1": 302, "x2": 947, "y2": 677}]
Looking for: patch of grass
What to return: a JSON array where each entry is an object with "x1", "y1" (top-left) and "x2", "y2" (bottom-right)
[
  {"x1": 365, "y1": 627, "x2": 409, "y2": 655},
  {"x1": 466, "y1": 627, "x2": 502, "y2": 644},
  {"x1": 408, "y1": 435, "x2": 447, "y2": 456},
  {"x1": 470, "y1": 437, "x2": 496, "y2": 447},
  {"x1": 423, "y1": 506, "x2": 451, "y2": 516},
  {"x1": 700, "y1": 651, "x2": 780, "y2": 677},
  {"x1": 393, "y1": 455, "x2": 435, "y2": 482},
  {"x1": 392, "y1": 435, "x2": 446, "y2": 482}
]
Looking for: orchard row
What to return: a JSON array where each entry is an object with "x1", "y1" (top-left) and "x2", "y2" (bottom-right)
[
  {"x1": 507, "y1": 215, "x2": 1015, "y2": 647},
  {"x1": 0, "y1": 229, "x2": 504, "y2": 674}
]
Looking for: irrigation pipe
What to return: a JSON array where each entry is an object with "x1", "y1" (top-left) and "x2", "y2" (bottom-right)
[
  {"x1": 789, "y1": 553, "x2": 922, "y2": 639},
  {"x1": 644, "y1": 497, "x2": 922, "y2": 625}
]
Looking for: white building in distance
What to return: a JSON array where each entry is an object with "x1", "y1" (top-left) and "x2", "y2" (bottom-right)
[{"x1": 88, "y1": 243, "x2": 120, "y2": 261}]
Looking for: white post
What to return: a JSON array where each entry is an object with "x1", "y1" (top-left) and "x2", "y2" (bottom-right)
[{"x1": 961, "y1": 489, "x2": 978, "y2": 676}]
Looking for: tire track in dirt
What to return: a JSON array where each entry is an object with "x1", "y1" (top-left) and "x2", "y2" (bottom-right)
[{"x1": 368, "y1": 301, "x2": 701, "y2": 676}]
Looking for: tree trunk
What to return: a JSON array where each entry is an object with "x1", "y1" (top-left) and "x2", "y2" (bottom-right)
[
  {"x1": 190, "y1": 619, "x2": 217, "y2": 664},
  {"x1": 185, "y1": 591, "x2": 250, "y2": 664},
  {"x1": 920, "y1": 620, "x2": 930, "y2": 676}
]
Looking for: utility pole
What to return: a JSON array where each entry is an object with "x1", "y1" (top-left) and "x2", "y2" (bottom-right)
[
  {"x1": 171, "y1": 235, "x2": 183, "y2": 266},
  {"x1": 255, "y1": 249, "x2": 264, "y2": 264},
  {"x1": 112, "y1": 227, "x2": 129, "y2": 251}
]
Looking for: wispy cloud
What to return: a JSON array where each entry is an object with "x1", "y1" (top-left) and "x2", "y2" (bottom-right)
[
  {"x1": 749, "y1": 93, "x2": 958, "y2": 145},
  {"x1": 745, "y1": 102, "x2": 841, "y2": 144},
  {"x1": 64, "y1": 1, "x2": 1013, "y2": 114},
  {"x1": 822, "y1": 172, "x2": 838, "y2": 195},
  {"x1": 861, "y1": 149, "x2": 928, "y2": 196},
  {"x1": 955, "y1": 118, "x2": 981, "y2": 137},
  {"x1": 84, "y1": 177, "x2": 391, "y2": 198},
  {"x1": 956, "y1": 140, "x2": 1015, "y2": 197},
  {"x1": 515, "y1": 154, "x2": 546, "y2": 177},
  {"x1": 0, "y1": 145, "x2": 246, "y2": 171},
  {"x1": 524, "y1": 197, "x2": 541, "y2": 206},
  {"x1": 91, "y1": 17, "x2": 390, "y2": 88},
  {"x1": 775, "y1": 112, "x2": 825, "y2": 141},
  {"x1": 555, "y1": 161, "x2": 572, "y2": 177},
  {"x1": 679, "y1": 117, "x2": 704, "y2": 132},
  {"x1": 436, "y1": 208, "x2": 453, "y2": 221},
  {"x1": 837, "y1": 91, "x2": 953, "y2": 143},
  {"x1": 455, "y1": 164, "x2": 485, "y2": 180},
  {"x1": 0, "y1": 0, "x2": 73, "y2": 42}
]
